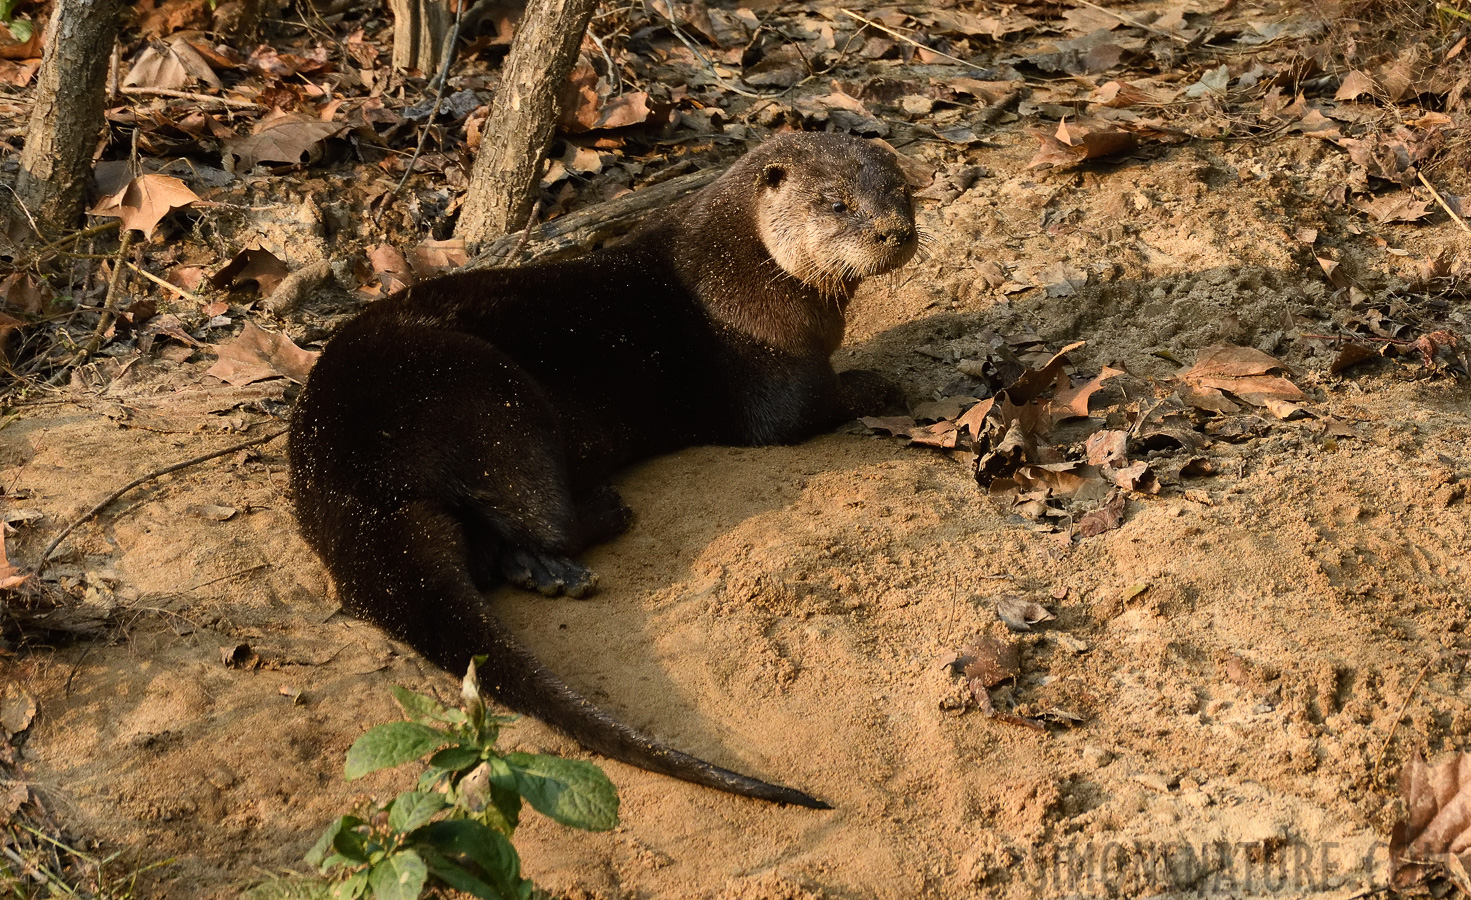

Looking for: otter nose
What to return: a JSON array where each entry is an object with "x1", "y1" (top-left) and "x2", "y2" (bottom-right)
[{"x1": 876, "y1": 222, "x2": 915, "y2": 247}]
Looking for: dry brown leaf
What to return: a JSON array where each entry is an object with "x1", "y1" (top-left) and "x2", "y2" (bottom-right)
[
  {"x1": 1317, "y1": 256, "x2": 1350, "y2": 289},
  {"x1": 367, "y1": 244, "x2": 413, "y2": 296},
  {"x1": 206, "y1": 321, "x2": 319, "y2": 386},
  {"x1": 960, "y1": 636, "x2": 1020, "y2": 687},
  {"x1": 1335, "y1": 70, "x2": 1378, "y2": 101},
  {"x1": 1393, "y1": 751, "x2": 1471, "y2": 889},
  {"x1": 996, "y1": 596, "x2": 1055, "y2": 632},
  {"x1": 224, "y1": 114, "x2": 345, "y2": 170},
  {"x1": 1179, "y1": 346, "x2": 1304, "y2": 406},
  {"x1": 0, "y1": 683, "x2": 35, "y2": 735},
  {"x1": 0, "y1": 528, "x2": 28, "y2": 591},
  {"x1": 1179, "y1": 385, "x2": 1241, "y2": 415},
  {"x1": 907, "y1": 420, "x2": 961, "y2": 449},
  {"x1": 0, "y1": 27, "x2": 41, "y2": 60},
  {"x1": 1076, "y1": 490, "x2": 1126, "y2": 537},
  {"x1": 409, "y1": 238, "x2": 469, "y2": 277},
  {"x1": 0, "y1": 782, "x2": 26, "y2": 826},
  {"x1": 1192, "y1": 374, "x2": 1304, "y2": 405},
  {"x1": 1106, "y1": 460, "x2": 1154, "y2": 492},
  {"x1": 1050, "y1": 366, "x2": 1122, "y2": 421},
  {"x1": 1353, "y1": 193, "x2": 1433, "y2": 224},
  {"x1": 211, "y1": 247, "x2": 290, "y2": 295},
  {"x1": 124, "y1": 35, "x2": 222, "y2": 90},
  {"x1": 1085, "y1": 430, "x2": 1128, "y2": 466},
  {"x1": 87, "y1": 174, "x2": 201, "y2": 238},
  {"x1": 1184, "y1": 345, "x2": 1290, "y2": 379},
  {"x1": 0, "y1": 272, "x2": 47, "y2": 315},
  {"x1": 1029, "y1": 120, "x2": 1139, "y2": 170},
  {"x1": 860, "y1": 415, "x2": 918, "y2": 437},
  {"x1": 1329, "y1": 342, "x2": 1380, "y2": 374}
]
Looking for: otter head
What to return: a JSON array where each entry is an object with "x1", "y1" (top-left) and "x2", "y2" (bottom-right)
[{"x1": 752, "y1": 134, "x2": 919, "y2": 300}]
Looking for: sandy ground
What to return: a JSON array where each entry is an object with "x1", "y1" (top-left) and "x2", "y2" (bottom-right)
[{"x1": 5, "y1": 123, "x2": 1471, "y2": 899}]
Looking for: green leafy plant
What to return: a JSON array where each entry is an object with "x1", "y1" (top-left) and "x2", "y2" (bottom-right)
[
  {"x1": 0, "y1": 0, "x2": 32, "y2": 44},
  {"x1": 252, "y1": 658, "x2": 618, "y2": 900}
]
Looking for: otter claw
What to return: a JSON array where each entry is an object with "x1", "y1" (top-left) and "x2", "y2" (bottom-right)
[{"x1": 500, "y1": 548, "x2": 598, "y2": 598}]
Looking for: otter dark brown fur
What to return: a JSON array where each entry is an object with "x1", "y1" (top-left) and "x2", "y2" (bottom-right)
[{"x1": 288, "y1": 133, "x2": 917, "y2": 808}]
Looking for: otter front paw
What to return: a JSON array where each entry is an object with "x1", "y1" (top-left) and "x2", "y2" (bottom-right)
[
  {"x1": 837, "y1": 368, "x2": 907, "y2": 418},
  {"x1": 500, "y1": 548, "x2": 599, "y2": 598}
]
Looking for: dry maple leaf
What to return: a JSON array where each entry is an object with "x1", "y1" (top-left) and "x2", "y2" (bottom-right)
[
  {"x1": 1353, "y1": 193, "x2": 1433, "y2": 224},
  {"x1": 1392, "y1": 751, "x2": 1471, "y2": 889},
  {"x1": 206, "y1": 321, "x2": 319, "y2": 386},
  {"x1": 88, "y1": 174, "x2": 201, "y2": 238},
  {"x1": 1335, "y1": 70, "x2": 1378, "y2": 101},
  {"x1": 224, "y1": 115, "x2": 345, "y2": 170}
]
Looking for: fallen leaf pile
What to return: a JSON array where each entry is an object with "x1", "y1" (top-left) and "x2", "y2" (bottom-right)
[
  {"x1": 946, "y1": 604, "x2": 1087, "y2": 731},
  {"x1": 865, "y1": 338, "x2": 1363, "y2": 539}
]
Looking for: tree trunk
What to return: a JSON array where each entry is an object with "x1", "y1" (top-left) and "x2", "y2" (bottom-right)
[
  {"x1": 455, "y1": 0, "x2": 598, "y2": 251},
  {"x1": 15, "y1": 0, "x2": 119, "y2": 239},
  {"x1": 389, "y1": 0, "x2": 452, "y2": 75}
]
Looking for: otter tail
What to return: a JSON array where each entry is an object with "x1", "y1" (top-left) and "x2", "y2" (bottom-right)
[{"x1": 334, "y1": 502, "x2": 831, "y2": 810}]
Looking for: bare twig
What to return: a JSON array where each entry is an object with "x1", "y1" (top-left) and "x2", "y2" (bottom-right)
[
  {"x1": 125, "y1": 261, "x2": 206, "y2": 305},
  {"x1": 117, "y1": 86, "x2": 264, "y2": 109},
  {"x1": 34, "y1": 428, "x2": 288, "y2": 574},
  {"x1": 837, "y1": 8, "x2": 990, "y2": 71},
  {"x1": 1418, "y1": 171, "x2": 1471, "y2": 237},
  {"x1": 24, "y1": 220, "x2": 121, "y2": 265},
  {"x1": 395, "y1": 0, "x2": 468, "y2": 194},
  {"x1": 1372, "y1": 659, "x2": 1433, "y2": 784}
]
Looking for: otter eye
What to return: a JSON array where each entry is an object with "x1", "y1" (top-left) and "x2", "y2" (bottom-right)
[{"x1": 831, "y1": 200, "x2": 848, "y2": 214}]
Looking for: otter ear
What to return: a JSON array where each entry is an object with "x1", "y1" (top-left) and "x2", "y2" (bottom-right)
[{"x1": 759, "y1": 163, "x2": 786, "y2": 189}]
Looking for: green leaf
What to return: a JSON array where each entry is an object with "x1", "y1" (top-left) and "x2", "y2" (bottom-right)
[
  {"x1": 240, "y1": 876, "x2": 334, "y2": 900},
  {"x1": 6, "y1": 18, "x2": 30, "y2": 42},
  {"x1": 420, "y1": 849, "x2": 504, "y2": 900},
  {"x1": 367, "y1": 849, "x2": 427, "y2": 900},
  {"x1": 329, "y1": 872, "x2": 369, "y2": 900},
  {"x1": 502, "y1": 753, "x2": 619, "y2": 831},
  {"x1": 485, "y1": 783, "x2": 522, "y2": 835},
  {"x1": 429, "y1": 746, "x2": 482, "y2": 771},
  {"x1": 345, "y1": 722, "x2": 447, "y2": 780},
  {"x1": 387, "y1": 791, "x2": 447, "y2": 833},
  {"x1": 332, "y1": 824, "x2": 370, "y2": 864},
  {"x1": 417, "y1": 821, "x2": 526, "y2": 897},
  {"x1": 306, "y1": 816, "x2": 364, "y2": 869},
  {"x1": 391, "y1": 686, "x2": 467, "y2": 727}
]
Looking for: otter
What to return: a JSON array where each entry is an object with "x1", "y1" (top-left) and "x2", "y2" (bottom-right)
[{"x1": 288, "y1": 132, "x2": 918, "y2": 809}]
